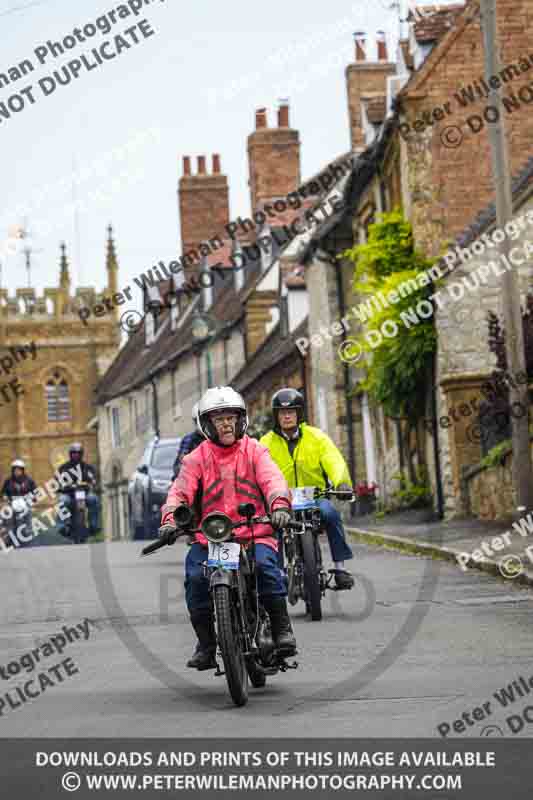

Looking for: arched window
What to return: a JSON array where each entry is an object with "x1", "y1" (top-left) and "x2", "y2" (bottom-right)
[{"x1": 46, "y1": 371, "x2": 71, "y2": 421}]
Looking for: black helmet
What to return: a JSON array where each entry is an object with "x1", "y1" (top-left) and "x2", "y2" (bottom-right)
[{"x1": 271, "y1": 388, "x2": 305, "y2": 431}]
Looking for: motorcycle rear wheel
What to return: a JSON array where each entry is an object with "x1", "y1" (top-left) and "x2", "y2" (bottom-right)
[
  {"x1": 214, "y1": 585, "x2": 248, "y2": 707},
  {"x1": 301, "y1": 531, "x2": 322, "y2": 621}
]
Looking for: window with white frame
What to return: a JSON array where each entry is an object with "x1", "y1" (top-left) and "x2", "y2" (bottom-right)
[
  {"x1": 134, "y1": 394, "x2": 142, "y2": 436},
  {"x1": 145, "y1": 387, "x2": 152, "y2": 432},
  {"x1": 128, "y1": 396, "x2": 135, "y2": 438},
  {"x1": 170, "y1": 293, "x2": 179, "y2": 331},
  {"x1": 111, "y1": 406, "x2": 121, "y2": 447},
  {"x1": 171, "y1": 369, "x2": 182, "y2": 419},
  {"x1": 145, "y1": 310, "x2": 155, "y2": 345}
]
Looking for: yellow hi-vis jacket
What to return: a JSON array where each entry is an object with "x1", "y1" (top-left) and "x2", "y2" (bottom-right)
[{"x1": 260, "y1": 423, "x2": 352, "y2": 489}]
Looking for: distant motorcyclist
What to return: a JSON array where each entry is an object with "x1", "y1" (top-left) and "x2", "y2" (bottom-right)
[
  {"x1": 1, "y1": 459, "x2": 36, "y2": 499},
  {"x1": 57, "y1": 443, "x2": 99, "y2": 536},
  {"x1": 161, "y1": 386, "x2": 297, "y2": 670},
  {"x1": 1, "y1": 460, "x2": 36, "y2": 546},
  {"x1": 172, "y1": 402, "x2": 204, "y2": 479},
  {"x1": 261, "y1": 388, "x2": 355, "y2": 590}
]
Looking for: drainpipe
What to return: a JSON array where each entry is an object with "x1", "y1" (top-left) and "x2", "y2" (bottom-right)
[
  {"x1": 150, "y1": 376, "x2": 160, "y2": 439},
  {"x1": 430, "y1": 354, "x2": 445, "y2": 519},
  {"x1": 333, "y1": 253, "x2": 357, "y2": 517}
]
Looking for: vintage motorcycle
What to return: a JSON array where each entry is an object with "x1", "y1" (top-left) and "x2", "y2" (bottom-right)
[
  {"x1": 64, "y1": 481, "x2": 91, "y2": 544},
  {"x1": 0, "y1": 495, "x2": 32, "y2": 549},
  {"x1": 281, "y1": 486, "x2": 356, "y2": 621},
  {"x1": 142, "y1": 503, "x2": 301, "y2": 708}
]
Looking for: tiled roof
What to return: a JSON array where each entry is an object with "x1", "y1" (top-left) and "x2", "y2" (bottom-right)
[
  {"x1": 232, "y1": 317, "x2": 308, "y2": 394},
  {"x1": 96, "y1": 151, "x2": 353, "y2": 404},
  {"x1": 410, "y1": 5, "x2": 465, "y2": 43},
  {"x1": 96, "y1": 276, "x2": 247, "y2": 403}
]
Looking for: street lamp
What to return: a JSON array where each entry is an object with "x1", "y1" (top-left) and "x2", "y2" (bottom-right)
[{"x1": 191, "y1": 310, "x2": 217, "y2": 388}]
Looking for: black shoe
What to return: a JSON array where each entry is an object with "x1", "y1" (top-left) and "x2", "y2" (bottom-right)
[
  {"x1": 186, "y1": 643, "x2": 217, "y2": 670},
  {"x1": 263, "y1": 597, "x2": 297, "y2": 656},
  {"x1": 334, "y1": 570, "x2": 354, "y2": 590},
  {"x1": 188, "y1": 612, "x2": 217, "y2": 670}
]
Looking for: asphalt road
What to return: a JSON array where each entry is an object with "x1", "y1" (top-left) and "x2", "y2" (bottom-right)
[{"x1": 1, "y1": 537, "x2": 533, "y2": 738}]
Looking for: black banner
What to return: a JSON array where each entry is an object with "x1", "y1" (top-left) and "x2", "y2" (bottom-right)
[{"x1": 1, "y1": 738, "x2": 532, "y2": 798}]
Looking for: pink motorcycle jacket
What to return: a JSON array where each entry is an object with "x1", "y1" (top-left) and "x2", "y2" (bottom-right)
[{"x1": 161, "y1": 435, "x2": 291, "y2": 549}]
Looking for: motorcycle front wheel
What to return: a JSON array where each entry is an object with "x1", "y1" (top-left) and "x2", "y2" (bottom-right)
[
  {"x1": 301, "y1": 531, "x2": 322, "y2": 621},
  {"x1": 214, "y1": 585, "x2": 248, "y2": 707}
]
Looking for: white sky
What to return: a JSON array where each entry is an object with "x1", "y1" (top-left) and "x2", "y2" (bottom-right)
[{"x1": 0, "y1": 0, "x2": 456, "y2": 314}]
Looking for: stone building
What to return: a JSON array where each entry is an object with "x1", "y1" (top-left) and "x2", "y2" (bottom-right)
[
  {"x1": 301, "y1": 1, "x2": 533, "y2": 519},
  {"x1": 0, "y1": 227, "x2": 120, "y2": 491}
]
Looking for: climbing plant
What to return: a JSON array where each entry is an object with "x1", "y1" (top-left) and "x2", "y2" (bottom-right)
[{"x1": 342, "y1": 207, "x2": 439, "y2": 425}]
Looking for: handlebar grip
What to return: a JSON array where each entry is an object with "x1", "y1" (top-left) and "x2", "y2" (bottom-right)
[
  {"x1": 141, "y1": 538, "x2": 167, "y2": 556},
  {"x1": 286, "y1": 520, "x2": 305, "y2": 531}
]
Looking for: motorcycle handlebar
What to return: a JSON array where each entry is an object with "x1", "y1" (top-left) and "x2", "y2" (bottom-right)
[
  {"x1": 141, "y1": 526, "x2": 189, "y2": 556},
  {"x1": 314, "y1": 488, "x2": 355, "y2": 502}
]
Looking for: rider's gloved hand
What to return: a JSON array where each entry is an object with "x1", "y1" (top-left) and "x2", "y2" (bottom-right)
[
  {"x1": 159, "y1": 524, "x2": 178, "y2": 544},
  {"x1": 271, "y1": 509, "x2": 292, "y2": 530}
]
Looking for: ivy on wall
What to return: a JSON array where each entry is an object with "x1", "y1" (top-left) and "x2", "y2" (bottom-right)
[{"x1": 342, "y1": 207, "x2": 438, "y2": 426}]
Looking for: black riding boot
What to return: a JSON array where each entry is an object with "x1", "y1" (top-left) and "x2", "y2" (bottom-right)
[
  {"x1": 187, "y1": 611, "x2": 217, "y2": 670},
  {"x1": 263, "y1": 597, "x2": 297, "y2": 656}
]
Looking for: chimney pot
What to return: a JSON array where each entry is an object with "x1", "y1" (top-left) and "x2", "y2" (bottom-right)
[
  {"x1": 197, "y1": 155, "x2": 206, "y2": 174},
  {"x1": 255, "y1": 108, "x2": 268, "y2": 129},
  {"x1": 278, "y1": 101, "x2": 290, "y2": 127},
  {"x1": 354, "y1": 31, "x2": 366, "y2": 62},
  {"x1": 377, "y1": 31, "x2": 388, "y2": 61},
  {"x1": 212, "y1": 153, "x2": 221, "y2": 173},
  {"x1": 183, "y1": 156, "x2": 191, "y2": 176}
]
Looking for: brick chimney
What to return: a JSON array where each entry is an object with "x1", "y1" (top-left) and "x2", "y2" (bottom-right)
[
  {"x1": 346, "y1": 31, "x2": 396, "y2": 152},
  {"x1": 178, "y1": 153, "x2": 230, "y2": 255},
  {"x1": 247, "y1": 101, "x2": 301, "y2": 213}
]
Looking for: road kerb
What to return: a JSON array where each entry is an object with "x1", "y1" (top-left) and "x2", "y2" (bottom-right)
[{"x1": 346, "y1": 525, "x2": 533, "y2": 589}]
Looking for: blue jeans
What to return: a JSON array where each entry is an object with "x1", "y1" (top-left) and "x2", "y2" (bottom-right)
[
  {"x1": 185, "y1": 541, "x2": 286, "y2": 612},
  {"x1": 58, "y1": 492, "x2": 99, "y2": 534},
  {"x1": 277, "y1": 498, "x2": 353, "y2": 568}
]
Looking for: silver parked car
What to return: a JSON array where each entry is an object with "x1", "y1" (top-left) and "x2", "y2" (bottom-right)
[{"x1": 128, "y1": 436, "x2": 181, "y2": 539}]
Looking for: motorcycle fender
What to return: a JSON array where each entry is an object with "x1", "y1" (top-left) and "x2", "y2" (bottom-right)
[{"x1": 209, "y1": 568, "x2": 234, "y2": 589}]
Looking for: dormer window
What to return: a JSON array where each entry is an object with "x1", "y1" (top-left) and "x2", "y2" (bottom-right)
[
  {"x1": 202, "y1": 272, "x2": 213, "y2": 311},
  {"x1": 170, "y1": 293, "x2": 179, "y2": 331},
  {"x1": 145, "y1": 311, "x2": 155, "y2": 345}
]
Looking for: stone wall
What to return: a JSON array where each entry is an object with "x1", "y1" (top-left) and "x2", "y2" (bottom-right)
[{"x1": 464, "y1": 440, "x2": 533, "y2": 520}]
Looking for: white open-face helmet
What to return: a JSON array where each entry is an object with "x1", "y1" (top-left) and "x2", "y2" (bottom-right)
[
  {"x1": 11, "y1": 459, "x2": 25, "y2": 469},
  {"x1": 197, "y1": 386, "x2": 248, "y2": 443}
]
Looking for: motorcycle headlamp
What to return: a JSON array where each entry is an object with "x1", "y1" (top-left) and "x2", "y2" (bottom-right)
[{"x1": 201, "y1": 512, "x2": 232, "y2": 544}]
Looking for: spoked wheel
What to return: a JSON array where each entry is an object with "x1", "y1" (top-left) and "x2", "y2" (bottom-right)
[
  {"x1": 301, "y1": 531, "x2": 322, "y2": 621},
  {"x1": 214, "y1": 585, "x2": 248, "y2": 707}
]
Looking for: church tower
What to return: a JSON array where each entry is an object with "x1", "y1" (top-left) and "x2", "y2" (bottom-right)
[{"x1": 0, "y1": 229, "x2": 121, "y2": 485}]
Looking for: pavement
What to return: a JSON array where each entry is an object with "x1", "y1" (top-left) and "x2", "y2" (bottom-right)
[{"x1": 347, "y1": 510, "x2": 533, "y2": 587}]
